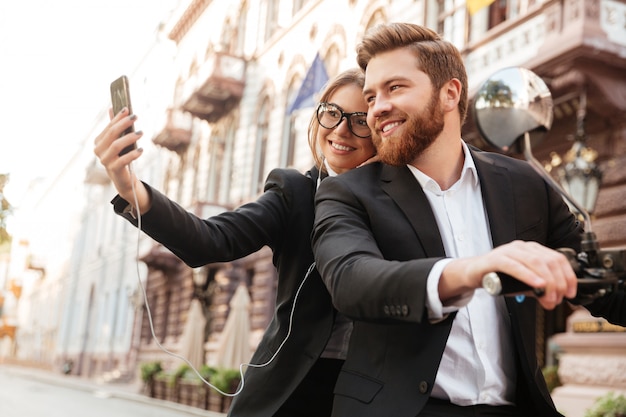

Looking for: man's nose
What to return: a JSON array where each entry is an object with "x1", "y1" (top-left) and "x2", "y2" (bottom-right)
[{"x1": 370, "y1": 96, "x2": 391, "y2": 117}]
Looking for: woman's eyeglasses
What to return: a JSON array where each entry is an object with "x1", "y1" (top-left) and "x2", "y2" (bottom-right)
[{"x1": 316, "y1": 102, "x2": 371, "y2": 138}]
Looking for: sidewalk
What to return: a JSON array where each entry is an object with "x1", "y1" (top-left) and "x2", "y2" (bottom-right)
[{"x1": 0, "y1": 363, "x2": 226, "y2": 417}]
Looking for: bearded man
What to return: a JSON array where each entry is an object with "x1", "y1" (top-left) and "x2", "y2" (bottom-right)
[{"x1": 312, "y1": 22, "x2": 626, "y2": 417}]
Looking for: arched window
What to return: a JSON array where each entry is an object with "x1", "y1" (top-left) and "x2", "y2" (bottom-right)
[
  {"x1": 365, "y1": 9, "x2": 386, "y2": 33},
  {"x1": 325, "y1": 44, "x2": 341, "y2": 77}
]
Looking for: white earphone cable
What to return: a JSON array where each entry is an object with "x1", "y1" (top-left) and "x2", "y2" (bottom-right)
[{"x1": 126, "y1": 161, "x2": 314, "y2": 397}]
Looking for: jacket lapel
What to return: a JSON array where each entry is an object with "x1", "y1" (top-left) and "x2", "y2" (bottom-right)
[
  {"x1": 377, "y1": 150, "x2": 517, "y2": 255},
  {"x1": 471, "y1": 150, "x2": 539, "y2": 371},
  {"x1": 380, "y1": 164, "x2": 446, "y2": 258},
  {"x1": 471, "y1": 149, "x2": 517, "y2": 248}
]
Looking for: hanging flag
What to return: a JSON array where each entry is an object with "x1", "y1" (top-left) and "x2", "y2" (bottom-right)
[
  {"x1": 467, "y1": 0, "x2": 496, "y2": 15},
  {"x1": 287, "y1": 53, "x2": 329, "y2": 114}
]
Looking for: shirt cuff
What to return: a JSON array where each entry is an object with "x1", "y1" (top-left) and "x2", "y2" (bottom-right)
[
  {"x1": 122, "y1": 203, "x2": 138, "y2": 219},
  {"x1": 426, "y1": 258, "x2": 474, "y2": 321},
  {"x1": 111, "y1": 195, "x2": 137, "y2": 219}
]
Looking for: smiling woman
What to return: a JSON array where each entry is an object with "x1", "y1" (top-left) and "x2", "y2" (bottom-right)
[{"x1": 0, "y1": 0, "x2": 177, "y2": 207}]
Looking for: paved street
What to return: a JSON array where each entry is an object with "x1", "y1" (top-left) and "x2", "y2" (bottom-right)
[{"x1": 0, "y1": 365, "x2": 225, "y2": 417}]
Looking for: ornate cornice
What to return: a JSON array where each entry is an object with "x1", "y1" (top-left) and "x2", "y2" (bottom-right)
[{"x1": 168, "y1": 0, "x2": 212, "y2": 44}]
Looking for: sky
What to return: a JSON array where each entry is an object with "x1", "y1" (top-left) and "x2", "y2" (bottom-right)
[{"x1": 0, "y1": 0, "x2": 180, "y2": 210}]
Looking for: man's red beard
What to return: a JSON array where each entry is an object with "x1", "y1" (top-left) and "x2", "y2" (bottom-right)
[{"x1": 372, "y1": 94, "x2": 445, "y2": 166}]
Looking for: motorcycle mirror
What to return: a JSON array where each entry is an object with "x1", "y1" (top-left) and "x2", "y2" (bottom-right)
[{"x1": 473, "y1": 66, "x2": 553, "y2": 152}]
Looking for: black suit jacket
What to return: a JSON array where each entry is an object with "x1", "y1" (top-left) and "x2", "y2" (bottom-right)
[
  {"x1": 114, "y1": 167, "x2": 337, "y2": 417},
  {"x1": 312, "y1": 147, "x2": 624, "y2": 417}
]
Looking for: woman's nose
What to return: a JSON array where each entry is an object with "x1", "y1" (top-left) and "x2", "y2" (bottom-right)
[{"x1": 335, "y1": 117, "x2": 351, "y2": 135}]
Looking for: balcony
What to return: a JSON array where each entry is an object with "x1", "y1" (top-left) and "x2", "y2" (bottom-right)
[
  {"x1": 152, "y1": 108, "x2": 193, "y2": 153},
  {"x1": 182, "y1": 52, "x2": 246, "y2": 123},
  {"x1": 531, "y1": 0, "x2": 625, "y2": 73}
]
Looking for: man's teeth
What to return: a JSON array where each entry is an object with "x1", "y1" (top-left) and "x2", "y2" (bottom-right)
[
  {"x1": 331, "y1": 142, "x2": 353, "y2": 151},
  {"x1": 382, "y1": 121, "x2": 401, "y2": 133}
]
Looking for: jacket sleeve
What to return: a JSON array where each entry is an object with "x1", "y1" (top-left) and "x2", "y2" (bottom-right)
[
  {"x1": 312, "y1": 173, "x2": 440, "y2": 324},
  {"x1": 584, "y1": 289, "x2": 626, "y2": 327},
  {"x1": 111, "y1": 169, "x2": 301, "y2": 268}
]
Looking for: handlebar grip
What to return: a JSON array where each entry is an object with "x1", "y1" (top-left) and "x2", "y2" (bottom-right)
[{"x1": 482, "y1": 272, "x2": 545, "y2": 297}]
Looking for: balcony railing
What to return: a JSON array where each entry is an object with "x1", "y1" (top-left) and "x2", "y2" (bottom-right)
[{"x1": 182, "y1": 51, "x2": 246, "y2": 123}]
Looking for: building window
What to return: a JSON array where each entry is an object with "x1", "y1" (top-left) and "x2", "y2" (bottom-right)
[
  {"x1": 437, "y1": 0, "x2": 469, "y2": 48},
  {"x1": 206, "y1": 130, "x2": 227, "y2": 202},
  {"x1": 487, "y1": 0, "x2": 509, "y2": 28},
  {"x1": 281, "y1": 79, "x2": 300, "y2": 168},
  {"x1": 237, "y1": 2, "x2": 248, "y2": 54},
  {"x1": 192, "y1": 140, "x2": 202, "y2": 201},
  {"x1": 253, "y1": 97, "x2": 270, "y2": 194},
  {"x1": 325, "y1": 44, "x2": 341, "y2": 78},
  {"x1": 263, "y1": 0, "x2": 280, "y2": 42},
  {"x1": 220, "y1": 19, "x2": 236, "y2": 54},
  {"x1": 293, "y1": 0, "x2": 305, "y2": 15},
  {"x1": 468, "y1": 0, "x2": 537, "y2": 41},
  {"x1": 221, "y1": 2, "x2": 247, "y2": 56},
  {"x1": 191, "y1": 123, "x2": 231, "y2": 206}
]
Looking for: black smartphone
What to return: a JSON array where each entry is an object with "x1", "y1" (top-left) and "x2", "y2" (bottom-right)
[{"x1": 110, "y1": 75, "x2": 137, "y2": 156}]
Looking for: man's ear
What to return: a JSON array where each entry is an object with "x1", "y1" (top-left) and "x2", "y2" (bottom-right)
[{"x1": 441, "y1": 78, "x2": 462, "y2": 112}]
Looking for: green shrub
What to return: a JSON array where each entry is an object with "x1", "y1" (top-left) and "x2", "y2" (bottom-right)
[
  {"x1": 211, "y1": 368, "x2": 241, "y2": 394},
  {"x1": 584, "y1": 391, "x2": 626, "y2": 417},
  {"x1": 169, "y1": 363, "x2": 191, "y2": 386},
  {"x1": 139, "y1": 361, "x2": 162, "y2": 384},
  {"x1": 198, "y1": 364, "x2": 218, "y2": 382}
]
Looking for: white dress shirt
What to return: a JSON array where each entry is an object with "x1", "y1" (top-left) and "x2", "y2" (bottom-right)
[{"x1": 407, "y1": 141, "x2": 517, "y2": 406}]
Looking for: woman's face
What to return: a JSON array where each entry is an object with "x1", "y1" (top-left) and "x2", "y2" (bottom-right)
[{"x1": 317, "y1": 84, "x2": 376, "y2": 174}]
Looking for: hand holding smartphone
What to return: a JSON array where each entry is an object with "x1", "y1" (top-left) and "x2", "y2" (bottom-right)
[{"x1": 110, "y1": 75, "x2": 137, "y2": 156}]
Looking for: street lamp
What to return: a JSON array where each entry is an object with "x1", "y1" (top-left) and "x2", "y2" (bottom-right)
[{"x1": 554, "y1": 90, "x2": 602, "y2": 214}]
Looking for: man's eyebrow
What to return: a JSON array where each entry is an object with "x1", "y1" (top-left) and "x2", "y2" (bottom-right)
[{"x1": 363, "y1": 77, "x2": 409, "y2": 96}]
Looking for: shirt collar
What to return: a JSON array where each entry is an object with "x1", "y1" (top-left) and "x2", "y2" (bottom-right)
[
  {"x1": 407, "y1": 140, "x2": 478, "y2": 191},
  {"x1": 324, "y1": 158, "x2": 339, "y2": 177},
  {"x1": 460, "y1": 141, "x2": 479, "y2": 187}
]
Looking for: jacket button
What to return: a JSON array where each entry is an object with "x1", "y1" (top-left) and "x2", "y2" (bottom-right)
[
  {"x1": 383, "y1": 306, "x2": 390, "y2": 315},
  {"x1": 402, "y1": 305, "x2": 409, "y2": 316},
  {"x1": 419, "y1": 381, "x2": 429, "y2": 394}
]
